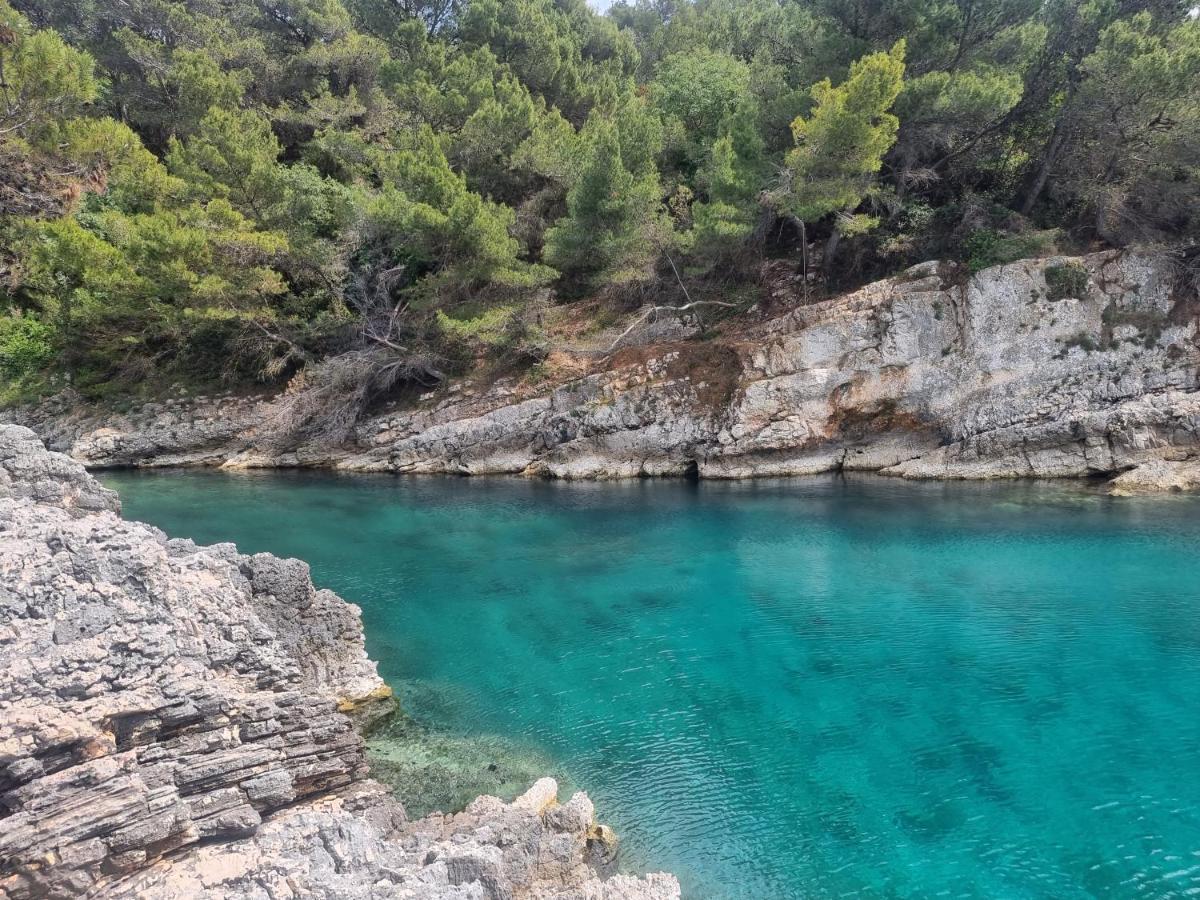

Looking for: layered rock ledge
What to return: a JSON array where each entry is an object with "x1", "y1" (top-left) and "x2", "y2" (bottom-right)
[
  {"x1": 0, "y1": 425, "x2": 679, "y2": 899},
  {"x1": 9, "y1": 250, "x2": 1200, "y2": 491}
]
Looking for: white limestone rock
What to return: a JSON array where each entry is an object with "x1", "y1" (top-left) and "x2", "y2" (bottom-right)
[
  {"x1": 0, "y1": 427, "x2": 679, "y2": 900},
  {"x1": 1107, "y1": 458, "x2": 1200, "y2": 495},
  {"x1": 10, "y1": 250, "x2": 1198, "y2": 489}
]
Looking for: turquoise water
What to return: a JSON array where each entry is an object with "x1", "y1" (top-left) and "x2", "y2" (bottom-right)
[{"x1": 103, "y1": 471, "x2": 1200, "y2": 899}]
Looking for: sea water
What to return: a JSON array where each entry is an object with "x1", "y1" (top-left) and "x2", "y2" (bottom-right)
[{"x1": 103, "y1": 471, "x2": 1200, "y2": 899}]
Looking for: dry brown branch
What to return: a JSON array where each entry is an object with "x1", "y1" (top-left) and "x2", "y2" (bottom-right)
[
  {"x1": 268, "y1": 349, "x2": 443, "y2": 447},
  {"x1": 608, "y1": 299, "x2": 739, "y2": 352}
]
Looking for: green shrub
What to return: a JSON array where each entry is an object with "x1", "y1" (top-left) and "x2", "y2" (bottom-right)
[
  {"x1": 0, "y1": 316, "x2": 56, "y2": 377},
  {"x1": 1062, "y1": 331, "x2": 1098, "y2": 353},
  {"x1": 1101, "y1": 302, "x2": 1167, "y2": 348},
  {"x1": 964, "y1": 228, "x2": 1060, "y2": 273},
  {"x1": 436, "y1": 306, "x2": 519, "y2": 348},
  {"x1": 1044, "y1": 263, "x2": 1089, "y2": 301}
]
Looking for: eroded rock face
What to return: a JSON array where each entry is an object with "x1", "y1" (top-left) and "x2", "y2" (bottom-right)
[
  {"x1": 0, "y1": 422, "x2": 119, "y2": 514},
  {"x1": 10, "y1": 250, "x2": 1199, "y2": 489},
  {"x1": 114, "y1": 779, "x2": 680, "y2": 900},
  {"x1": 0, "y1": 426, "x2": 679, "y2": 899}
]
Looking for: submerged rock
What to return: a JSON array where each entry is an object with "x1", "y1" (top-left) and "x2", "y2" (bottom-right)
[
  {"x1": 10, "y1": 250, "x2": 1199, "y2": 490},
  {"x1": 0, "y1": 425, "x2": 679, "y2": 899},
  {"x1": 365, "y1": 707, "x2": 565, "y2": 819},
  {"x1": 1107, "y1": 459, "x2": 1200, "y2": 495}
]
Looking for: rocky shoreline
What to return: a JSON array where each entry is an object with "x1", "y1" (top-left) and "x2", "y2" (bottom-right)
[
  {"x1": 9, "y1": 250, "x2": 1199, "y2": 494},
  {"x1": 0, "y1": 425, "x2": 679, "y2": 899},
  {"x1": 1, "y1": 248, "x2": 1195, "y2": 895}
]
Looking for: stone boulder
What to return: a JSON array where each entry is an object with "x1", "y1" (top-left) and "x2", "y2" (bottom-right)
[{"x1": 1107, "y1": 458, "x2": 1200, "y2": 495}]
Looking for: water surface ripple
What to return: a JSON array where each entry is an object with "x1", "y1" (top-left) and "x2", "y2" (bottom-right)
[{"x1": 104, "y1": 471, "x2": 1200, "y2": 899}]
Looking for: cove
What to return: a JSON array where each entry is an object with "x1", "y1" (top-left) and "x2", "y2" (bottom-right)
[{"x1": 102, "y1": 470, "x2": 1200, "y2": 899}]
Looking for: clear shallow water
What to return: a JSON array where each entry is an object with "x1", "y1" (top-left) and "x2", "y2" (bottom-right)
[{"x1": 103, "y1": 471, "x2": 1200, "y2": 899}]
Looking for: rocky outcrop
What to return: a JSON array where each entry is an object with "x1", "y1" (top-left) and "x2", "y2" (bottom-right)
[
  {"x1": 0, "y1": 425, "x2": 679, "y2": 899},
  {"x1": 1107, "y1": 458, "x2": 1200, "y2": 495},
  {"x1": 0, "y1": 422, "x2": 120, "y2": 515},
  {"x1": 10, "y1": 250, "x2": 1200, "y2": 490},
  {"x1": 114, "y1": 779, "x2": 679, "y2": 900}
]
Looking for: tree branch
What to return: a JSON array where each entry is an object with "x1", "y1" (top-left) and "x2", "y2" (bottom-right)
[{"x1": 608, "y1": 299, "x2": 738, "y2": 352}]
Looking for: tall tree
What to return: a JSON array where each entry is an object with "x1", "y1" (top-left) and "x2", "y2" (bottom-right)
[
  {"x1": 772, "y1": 40, "x2": 906, "y2": 277},
  {"x1": 651, "y1": 47, "x2": 751, "y2": 175},
  {"x1": 0, "y1": 0, "x2": 97, "y2": 140},
  {"x1": 1055, "y1": 12, "x2": 1200, "y2": 242},
  {"x1": 544, "y1": 112, "x2": 667, "y2": 290}
]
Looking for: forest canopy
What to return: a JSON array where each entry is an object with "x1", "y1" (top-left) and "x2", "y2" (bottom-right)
[{"x1": 2, "y1": 0, "x2": 1198, "y2": 407}]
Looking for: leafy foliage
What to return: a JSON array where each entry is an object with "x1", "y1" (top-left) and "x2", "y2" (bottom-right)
[
  {"x1": 1045, "y1": 262, "x2": 1090, "y2": 301},
  {"x1": 777, "y1": 41, "x2": 906, "y2": 227},
  {"x1": 963, "y1": 227, "x2": 1060, "y2": 272},
  {"x1": 543, "y1": 112, "x2": 666, "y2": 290},
  {"x1": 1, "y1": 0, "x2": 1198, "y2": 405},
  {"x1": 0, "y1": 314, "x2": 54, "y2": 377}
]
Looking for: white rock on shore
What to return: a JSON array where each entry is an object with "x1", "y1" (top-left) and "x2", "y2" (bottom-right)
[
  {"x1": 0, "y1": 425, "x2": 679, "y2": 899},
  {"x1": 8, "y1": 250, "x2": 1199, "y2": 491},
  {"x1": 1106, "y1": 458, "x2": 1200, "y2": 495}
]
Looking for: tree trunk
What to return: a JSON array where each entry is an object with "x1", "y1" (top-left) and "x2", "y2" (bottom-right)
[
  {"x1": 1018, "y1": 84, "x2": 1076, "y2": 216},
  {"x1": 825, "y1": 227, "x2": 842, "y2": 283},
  {"x1": 1018, "y1": 125, "x2": 1066, "y2": 216},
  {"x1": 60, "y1": 290, "x2": 74, "y2": 377},
  {"x1": 798, "y1": 218, "x2": 809, "y2": 302}
]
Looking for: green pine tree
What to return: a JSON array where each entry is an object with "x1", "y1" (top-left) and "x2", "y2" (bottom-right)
[
  {"x1": 543, "y1": 113, "x2": 666, "y2": 290},
  {"x1": 774, "y1": 40, "x2": 906, "y2": 276}
]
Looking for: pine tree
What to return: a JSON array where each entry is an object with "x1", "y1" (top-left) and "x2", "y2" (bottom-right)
[
  {"x1": 1056, "y1": 13, "x2": 1200, "y2": 242},
  {"x1": 543, "y1": 114, "x2": 666, "y2": 290},
  {"x1": 774, "y1": 41, "x2": 906, "y2": 276}
]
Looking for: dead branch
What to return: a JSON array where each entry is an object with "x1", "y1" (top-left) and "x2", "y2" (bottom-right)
[
  {"x1": 250, "y1": 319, "x2": 312, "y2": 364},
  {"x1": 268, "y1": 348, "x2": 443, "y2": 447},
  {"x1": 608, "y1": 299, "x2": 739, "y2": 352}
]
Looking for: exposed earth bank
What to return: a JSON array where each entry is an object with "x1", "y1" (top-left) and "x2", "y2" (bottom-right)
[
  {"x1": 0, "y1": 425, "x2": 679, "y2": 899},
  {"x1": 9, "y1": 250, "x2": 1200, "y2": 493}
]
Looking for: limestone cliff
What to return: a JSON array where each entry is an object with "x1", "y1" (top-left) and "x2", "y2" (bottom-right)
[
  {"x1": 0, "y1": 425, "x2": 679, "y2": 899},
  {"x1": 11, "y1": 250, "x2": 1200, "y2": 490}
]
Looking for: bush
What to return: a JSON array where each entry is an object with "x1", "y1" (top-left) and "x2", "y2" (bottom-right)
[
  {"x1": 1101, "y1": 302, "x2": 1167, "y2": 348},
  {"x1": 1044, "y1": 262, "x2": 1089, "y2": 301},
  {"x1": 0, "y1": 316, "x2": 56, "y2": 377},
  {"x1": 964, "y1": 228, "x2": 1060, "y2": 272},
  {"x1": 1062, "y1": 331, "x2": 1098, "y2": 353},
  {"x1": 436, "y1": 306, "x2": 520, "y2": 350}
]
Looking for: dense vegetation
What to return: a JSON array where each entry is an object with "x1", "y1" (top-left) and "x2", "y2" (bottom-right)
[{"x1": 1, "y1": 0, "x2": 1198, "y2": 411}]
